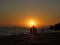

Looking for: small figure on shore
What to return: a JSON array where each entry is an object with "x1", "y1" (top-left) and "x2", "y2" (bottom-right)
[{"x1": 30, "y1": 25, "x2": 37, "y2": 34}]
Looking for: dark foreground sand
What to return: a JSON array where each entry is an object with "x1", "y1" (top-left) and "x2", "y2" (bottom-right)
[{"x1": 0, "y1": 32, "x2": 60, "y2": 45}]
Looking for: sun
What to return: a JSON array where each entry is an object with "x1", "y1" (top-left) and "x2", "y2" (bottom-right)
[{"x1": 29, "y1": 21, "x2": 35, "y2": 26}]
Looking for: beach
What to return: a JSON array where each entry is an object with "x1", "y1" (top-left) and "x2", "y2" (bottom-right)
[{"x1": 0, "y1": 32, "x2": 60, "y2": 45}]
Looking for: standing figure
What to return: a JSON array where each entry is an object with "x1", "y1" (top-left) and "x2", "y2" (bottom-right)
[{"x1": 30, "y1": 25, "x2": 37, "y2": 34}]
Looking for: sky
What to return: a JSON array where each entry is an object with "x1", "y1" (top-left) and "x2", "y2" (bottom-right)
[{"x1": 0, "y1": 0, "x2": 60, "y2": 27}]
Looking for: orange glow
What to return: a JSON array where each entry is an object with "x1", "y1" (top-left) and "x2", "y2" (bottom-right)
[
  {"x1": 28, "y1": 20, "x2": 36, "y2": 27},
  {"x1": 30, "y1": 21, "x2": 35, "y2": 26}
]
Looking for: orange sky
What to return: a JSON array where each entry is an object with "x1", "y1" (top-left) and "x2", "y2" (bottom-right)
[{"x1": 0, "y1": 0, "x2": 60, "y2": 27}]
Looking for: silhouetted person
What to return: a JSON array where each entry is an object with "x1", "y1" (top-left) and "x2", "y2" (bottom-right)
[
  {"x1": 50, "y1": 25, "x2": 54, "y2": 30},
  {"x1": 30, "y1": 25, "x2": 37, "y2": 34}
]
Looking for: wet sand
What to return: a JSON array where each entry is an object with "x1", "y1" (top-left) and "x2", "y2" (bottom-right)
[{"x1": 0, "y1": 32, "x2": 60, "y2": 45}]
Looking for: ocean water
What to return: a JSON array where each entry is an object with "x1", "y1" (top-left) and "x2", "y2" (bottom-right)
[
  {"x1": 0, "y1": 28, "x2": 24, "y2": 36},
  {"x1": 0, "y1": 28, "x2": 60, "y2": 36},
  {"x1": 0, "y1": 28, "x2": 60, "y2": 45}
]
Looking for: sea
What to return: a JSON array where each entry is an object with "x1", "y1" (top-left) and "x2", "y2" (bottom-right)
[
  {"x1": 0, "y1": 27, "x2": 60, "y2": 36},
  {"x1": 0, "y1": 27, "x2": 60, "y2": 45}
]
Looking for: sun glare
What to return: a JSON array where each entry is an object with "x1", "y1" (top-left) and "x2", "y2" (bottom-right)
[{"x1": 29, "y1": 21, "x2": 35, "y2": 26}]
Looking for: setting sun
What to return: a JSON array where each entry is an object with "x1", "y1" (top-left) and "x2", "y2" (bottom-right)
[{"x1": 29, "y1": 21, "x2": 35, "y2": 26}]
